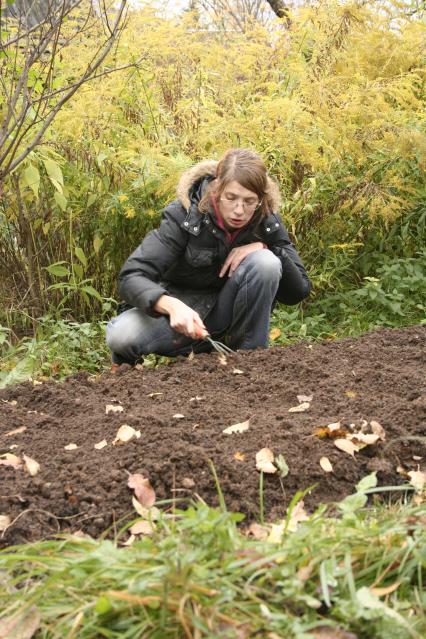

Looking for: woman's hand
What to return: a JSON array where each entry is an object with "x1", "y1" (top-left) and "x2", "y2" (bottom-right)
[
  {"x1": 154, "y1": 295, "x2": 208, "y2": 340},
  {"x1": 219, "y1": 242, "x2": 265, "y2": 278}
]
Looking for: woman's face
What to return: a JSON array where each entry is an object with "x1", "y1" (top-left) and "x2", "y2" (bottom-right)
[{"x1": 217, "y1": 180, "x2": 260, "y2": 231}]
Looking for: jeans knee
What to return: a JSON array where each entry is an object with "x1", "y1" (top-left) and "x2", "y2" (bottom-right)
[{"x1": 244, "y1": 250, "x2": 282, "y2": 281}]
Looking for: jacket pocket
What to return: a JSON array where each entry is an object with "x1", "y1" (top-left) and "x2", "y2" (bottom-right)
[{"x1": 185, "y1": 243, "x2": 216, "y2": 268}]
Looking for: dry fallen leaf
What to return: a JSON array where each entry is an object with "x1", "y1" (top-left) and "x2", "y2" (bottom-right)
[
  {"x1": 189, "y1": 396, "x2": 205, "y2": 402},
  {"x1": 310, "y1": 626, "x2": 358, "y2": 639},
  {"x1": 328, "y1": 422, "x2": 342, "y2": 432},
  {"x1": 23, "y1": 455, "x2": 40, "y2": 477},
  {"x1": 182, "y1": 477, "x2": 195, "y2": 489},
  {"x1": 1, "y1": 399, "x2": 17, "y2": 406},
  {"x1": 297, "y1": 394, "x2": 313, "y2": 403},
  {"x1": 112, "y1": 425, "x2": 141, "y2": 445},
  {"x1": 371, "y1": 582, "x2": 401, "y2": 597},
  {"x1": 128, "y1": 474, "x2": 156, "y2": 507},
  {"x1": 345, "y1": 390, "x2": 358, "y2": 398},
  {"x1": 413, "y1": 455, "x2": 422, "y2": 461},
  {"x1": 320, "y1": 457, "x2": 333, "y2": 473},
  {"x1": 256, "y1": 448, "x2": 277, "y2": 474},
  {"x1": 269, "y1": 327, "x2": 281, "y2": 341},
  {"x1": 0, "y1": 515, "x2": 11, "y2": 531},
  {"x1": 288, "y1": 402, "x2": 310, "y2": 413},
  {"x1": 407, "y1": 470, "x2": 426, "y2": 493},
  {"x1": 0, "y1": 453, "x2": 22, "y2": 468},
  {"x1": 173, "y1": 414, "x2": 185, "y2": 419},
  {"x1": 131, "y1": 500, "x2": 161, "y2": 520},
  {"x1": 334, "y1": 438, "x2": 358, "y2": 457},
  {"x1": 148, "y1": 392, "x2": 163, "y2": 398},
  {"x1": 370, "y1": 420, "x2": 386, "y2": 440},
  {"x1": 64, "y1": 443, "x2": 78, "y2": 450},
  {"x1": 234, "y1": 451, "x2": 246, "y2": 462},
  {"x1": 223, "y1": 419, "x2": 250, "y2": 435},
  {"x1": 94, "y1": 439, "x2": 108, "y2": 450},
  {"x1": 4, "y1": 426, "x2": 26, "y2": 437},
  {"x1": 105, "y1": 404, "x2": 124, "y2": 414},
  {"x1": 129, "y1": 520, "x2": 155, "y2": 536},
  {"x1": 218, "y1": 353, "x2": 227, "y2": 366},
  {"x1": 348, "y1": 433, "x2": 380, "y2": 447},
  {"x1": 247, "y1": 522, "x2": 269, "y2": 540},
  {"x1": 0, "y1": 606, "x2": 41, "y2": 639},
  {"x1": 232, "y1": 368, "x2": 244, "y2": 375}
]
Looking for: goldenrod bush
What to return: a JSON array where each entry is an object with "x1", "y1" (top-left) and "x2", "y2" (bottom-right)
[{"x1": 1, "y1": 0, "x2": 425, "y2": 325}]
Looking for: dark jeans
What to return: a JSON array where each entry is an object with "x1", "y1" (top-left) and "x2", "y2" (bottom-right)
[{"x1": 106, "y1": 250, "x2": 282, "y2": 364}]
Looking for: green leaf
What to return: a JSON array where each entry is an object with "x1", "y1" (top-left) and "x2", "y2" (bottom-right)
[
  {"x1": 82, "y1": 286, "x2": 103, "y2": 302},
  {"x1": 356, "y1": 472, "x2": 377, "y2": 494},
  {"x1": 95, "y1": 595, "x2": 112, "y2": 615},
  {"x1": 73, "y1": 263, "x2": 83, "y2": 280},
  {"x1": 44, "y1": 159, "x2": 63, "y2": 186},
  {"x1": 23, "y1": 164, "x2": 40, "y2": 198},
  {"x1": 54, "y1": 192, "x2": 67, "y2": 212},
  {"x1": 45, "y1": 263, "x2": 70, "y2": 278},
  {"x1": 275, "y1": 454, "x2": 289, "y2": 478},
  {"x1": 337, "y1": 493, "x2": 367, "y2": 515},
  {"x1": 87, "y1": 193, "x2": 97, "y2": 207},
  {"x1": 74, "y1": 247, "x2": 87, "y2": 269}
]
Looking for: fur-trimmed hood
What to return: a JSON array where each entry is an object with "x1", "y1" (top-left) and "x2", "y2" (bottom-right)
[{"x1": 176, "y1": 160, "x2": 282, "y2": 212}]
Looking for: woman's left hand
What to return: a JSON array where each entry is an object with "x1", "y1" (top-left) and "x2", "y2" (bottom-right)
[{"x1": 219, "y1": 242, "x2": 265, "y2": 278}]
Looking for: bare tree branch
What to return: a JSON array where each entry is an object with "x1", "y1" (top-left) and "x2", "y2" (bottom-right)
[{"x1": 0, "y1": 0, "x2": 130, "y2": 181}]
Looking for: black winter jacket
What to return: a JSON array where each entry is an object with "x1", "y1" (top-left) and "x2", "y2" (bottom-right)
[{"x1": 118, "y1": 161, "x2": 311, "y2": 319}]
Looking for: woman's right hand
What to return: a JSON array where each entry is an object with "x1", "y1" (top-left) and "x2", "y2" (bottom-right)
[{"x1": 154, "y1": 295, "x2": 208, "y2": 340}]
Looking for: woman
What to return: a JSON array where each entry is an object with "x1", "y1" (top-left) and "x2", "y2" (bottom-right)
[{"x1": 106, "y1": 148, "x2": 310, "y2": 364}]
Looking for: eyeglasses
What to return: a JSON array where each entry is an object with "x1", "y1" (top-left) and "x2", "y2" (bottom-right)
[{"x1": 219, "y1": 196, "x2": 262, "y2": 212}]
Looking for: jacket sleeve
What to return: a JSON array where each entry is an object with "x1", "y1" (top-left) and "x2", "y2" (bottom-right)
[
  {"x1": 118, "y1": 204, "x2": 187, "y2": 316},
  {"x1": 265, "y1": 215, "x2": 311, "y2": 305}
]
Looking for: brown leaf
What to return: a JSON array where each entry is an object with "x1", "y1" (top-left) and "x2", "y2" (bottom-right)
[
  {"x1": 247, "y1": 522, "x2": 269, "y2": 540},
  {"x1": 128, "y1": 474, "x2": 156, "y2": 507},
  {"x1": 223, "y1": 419, "x2": 250, "y2": 435},
  {"x1": 297, "y1": 394, "x2": 313, "y2": 403},
  {"x1": 0, "y1": 606, "x2": 41, "y2": 639},
  {"x1": 0, "y1": 515, "x2": 11, "y2": 532},
  {"x1": 334, "y1": 439, "x2": 358, "y2": 457},
  {"x1": 256, "y1": 448, "x2": 276, "y2": 474},
  {"x1": 234, "y1": 452, "x2": 246, "y2": 462},
  {"x1": 0, "y1": 453, "x2": 22, "y2": 468},
  {"x1": 64, "y1": 443, "x2": 78, "y2": 450},
  {"x1": 129, "y1": 520, "x2": 155, "y2": 536},
  {"x1": 371, "y1": 582, "x2": 401, "y2": 597},
  {"x1": 4, "y1": 426, "x2": 26, "y2": 437},
  {"x1": 288, "y1": 401, "x2": 310, "y2": 413},
  {"x1": 94, "y1": 439, "x2": 108, "y2": 450},
  {"x1": 370, "y1": 420, "x2": 386, "y2": 440},
  {"x1": 105, "y1": 404, "x2": 124, "y2": 414},
  {"x1": 112, "y1": 425, "x2": 141, "y2": 444},
  {"x1": 310, "y1": 626, "x2": 358, "y2": 639},
  {"x1": 348, "y1": 433, "x2": 379, "y2": 447},
  {"x1": 407, "y1": 470, "x2": 426, "y2": 493},
  {"x1": 23, "y1": 454, "x2": 40, "y2": 477},
  {"x1": 320, "y1": 457, "x2": 333, "y2": 473}
]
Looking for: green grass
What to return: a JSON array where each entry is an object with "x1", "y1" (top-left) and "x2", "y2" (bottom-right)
[{"x1": 0, "y1": 476, "x2": 424, "y2": 638}]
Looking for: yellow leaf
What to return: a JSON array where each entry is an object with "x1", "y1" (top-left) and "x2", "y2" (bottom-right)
[{"x1": 269, "y1": 327, "x2": 281, "y2": 341}]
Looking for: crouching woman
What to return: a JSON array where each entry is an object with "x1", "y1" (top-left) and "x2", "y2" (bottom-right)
[{"x1": 106, "y1": 148, "x2": 311, "y2": 364}]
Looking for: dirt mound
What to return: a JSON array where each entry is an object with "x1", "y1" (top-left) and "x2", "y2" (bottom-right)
[{"x1": 1, "y1": 325, "x2": 425, "y2": 547}]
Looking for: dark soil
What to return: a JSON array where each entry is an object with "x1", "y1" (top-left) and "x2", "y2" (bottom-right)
[{"x1": 1, "y1": 325, "x2": 425, "y2": 547}]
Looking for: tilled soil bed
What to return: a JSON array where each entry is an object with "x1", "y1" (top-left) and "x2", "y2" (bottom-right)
[{"x1": 1, "y1": 325, "x2": 425, "y2": 547}]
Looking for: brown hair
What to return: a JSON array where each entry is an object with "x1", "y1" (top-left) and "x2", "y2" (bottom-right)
[{"x1": 199, "y1": 148, "x2": 271, "y2": 219}]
